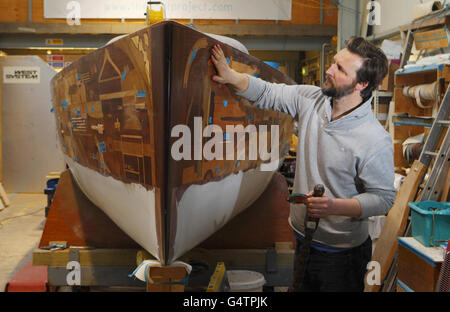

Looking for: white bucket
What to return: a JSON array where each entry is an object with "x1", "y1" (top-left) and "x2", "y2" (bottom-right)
[{"x1": 227, "y1": 270, "x2": 266, "y2": 292}]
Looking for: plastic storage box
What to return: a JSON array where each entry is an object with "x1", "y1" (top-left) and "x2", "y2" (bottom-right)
[{"x1": 409, "y1": 201, "x2": 450, "y2": 247}]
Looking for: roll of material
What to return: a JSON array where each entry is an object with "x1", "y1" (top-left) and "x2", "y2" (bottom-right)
[
  {"x1": 403, "y1": 81, "x2": 439, "y2": 108},
  {"x1": 413, "y1": 1, "x2": 443, "y2": 20},
  {"x1": 402, "y1": 133, "x2": 424, "y2": 165}
]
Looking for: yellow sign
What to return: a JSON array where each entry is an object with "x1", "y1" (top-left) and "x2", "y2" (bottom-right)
[{"x1": 45, "y1": 38, "x2": 64, "y2": 46}]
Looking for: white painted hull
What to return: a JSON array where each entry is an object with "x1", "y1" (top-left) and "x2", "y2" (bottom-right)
[
  {"x1": 66, "y1": 156, "x2": 275, "y2": 263},
  {"x1": 66, "y1": 156, "x2": 160, "y2": 260},
  {"x1": 172, "y1": 167, "x2": 275, "y2": 261}
]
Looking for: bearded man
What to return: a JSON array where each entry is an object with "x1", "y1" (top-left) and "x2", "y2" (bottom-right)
[{"x1": 210, "y1": 37, "x2": 396, "y2": 292}]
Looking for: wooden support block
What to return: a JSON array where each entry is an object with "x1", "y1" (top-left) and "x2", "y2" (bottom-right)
[
  {"x1": 33, "y1": 248, "x2": 138, "y2": 267},
  {"x1": 146, "y1": 266, "x2": 187, "y2": 292},
  {"x1": 364, "y1": 160, "x2": 427, "y2": 292}
]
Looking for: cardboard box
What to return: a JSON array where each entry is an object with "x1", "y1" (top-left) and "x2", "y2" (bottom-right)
[
  {"x1": 414, "y1": 27, "x2": 450, "y2": 50},
  {"x1": 379, "y1": 60, "x2": 400, "y2": 91}
]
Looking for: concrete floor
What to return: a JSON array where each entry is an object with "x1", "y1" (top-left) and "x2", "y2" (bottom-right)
[{"x1": 0, "y1": 193, "x2": 47, "y2": 292}]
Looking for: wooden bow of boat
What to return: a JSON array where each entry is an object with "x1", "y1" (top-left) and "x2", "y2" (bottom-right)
[{"x1": 50, "y1": 20, "x2": 295, "y2": 264}]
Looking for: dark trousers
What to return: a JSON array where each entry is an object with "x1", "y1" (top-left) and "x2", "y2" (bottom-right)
[{"x1": 293, "y1": 236, "x2": 372, "y2": 292}]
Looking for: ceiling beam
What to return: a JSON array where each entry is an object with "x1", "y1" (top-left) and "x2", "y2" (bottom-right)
[{"x1": 0, "y1": 22, "x2": 337, "y2": 37}]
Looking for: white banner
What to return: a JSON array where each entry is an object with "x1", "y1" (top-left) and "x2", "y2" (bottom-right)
[
  {"x1": 3, "y1": 67, "x2": 40, "y2": 84},
  {"x1": 44, "y1": 0, "x2": 292, "y2": 20}
]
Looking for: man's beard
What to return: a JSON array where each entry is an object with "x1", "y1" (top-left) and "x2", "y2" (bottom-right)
[{"x1": 321, "y1": 77, "x2": 357, "y2": 100}]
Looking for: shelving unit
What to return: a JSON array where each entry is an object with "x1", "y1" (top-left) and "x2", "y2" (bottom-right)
[{"x1": 392, "y1": 65, "x2": 450, "y2": 172}]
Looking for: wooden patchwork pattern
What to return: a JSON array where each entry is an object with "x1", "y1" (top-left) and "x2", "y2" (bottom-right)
[{"x1": 51, "y1": 21, "x2": 294, "y2": 190}]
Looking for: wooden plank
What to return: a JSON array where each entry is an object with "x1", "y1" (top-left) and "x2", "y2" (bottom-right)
[
  {"x1": 441, "y1": 167, "x2": 450, "y2": 201},
  {"x1": 181, "y1": 248, "x2": 294, "y2": 268},
  {"x1": 364, "y1": 160, "x2": 427, "y2": 292},
  {"x1": 0, "y1": 0, "x2": 27, "y2": 22},
  {"x1": 195, "y1": 24, "x2": 337, "y2": 37},
  {"x1": 34, "y1": 246, "x2": 293, "y2": 272},
  {"x1": 400, "y1": 11, "x2": 450, "y2": 32},
  {"x1": 394, "y1": 70, "x2": 437, "y2": 87},
  {"x1": 33, "y1": 248, "x2": 139, "y2": 266}
]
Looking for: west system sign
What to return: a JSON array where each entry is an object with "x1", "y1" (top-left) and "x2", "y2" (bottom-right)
[
  {"x1": 3, "y1": 66, "x2": 40, "y2": 84},
  {"x1": 44, "y1": 0, "x2": 292, "y2": 20}
]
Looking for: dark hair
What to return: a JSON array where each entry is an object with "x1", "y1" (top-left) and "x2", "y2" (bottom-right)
[{"x1": 345, "y1": 37, "x2": 388, "y2": 102}]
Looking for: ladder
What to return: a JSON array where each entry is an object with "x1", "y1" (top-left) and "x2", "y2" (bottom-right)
[
  {"x1": 417, "y1": 88, "x2": 450, "y2": 201},
  {"x1": 381, "y1": 84, "x2": 450, "y2": 292}
]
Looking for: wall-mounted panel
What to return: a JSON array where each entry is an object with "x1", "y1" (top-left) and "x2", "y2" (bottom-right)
[
  {"x1": 44, "y1": 0, "x2": 292, "y2": 21},
  {"x1": 1, "y1": 56, "x2": 66, "y2": 192}
]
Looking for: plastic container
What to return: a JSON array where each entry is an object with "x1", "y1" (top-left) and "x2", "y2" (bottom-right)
[
  {"x1": 409, "y1": 201, "x2": 450, "y2": 247},
  {"x1": 227, "y1": 270, "x2": 266, "y2": 292}
]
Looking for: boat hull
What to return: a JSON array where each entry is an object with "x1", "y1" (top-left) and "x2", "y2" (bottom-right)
[{"x1": 50, "y1": 21, "x2": 295, "y2": 264}]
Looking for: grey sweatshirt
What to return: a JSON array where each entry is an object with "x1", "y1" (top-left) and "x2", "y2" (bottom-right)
[{"x1": 237, "y1": 75, "x2": 396, "y2": 248}]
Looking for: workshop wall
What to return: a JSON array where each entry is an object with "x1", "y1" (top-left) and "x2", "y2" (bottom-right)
[
  {"x1": 372, "y1": 0, "x2": 445, "y2": 36},
  {"x1": 0, "y1": 0, "x2": 338, "y2": 26}
]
